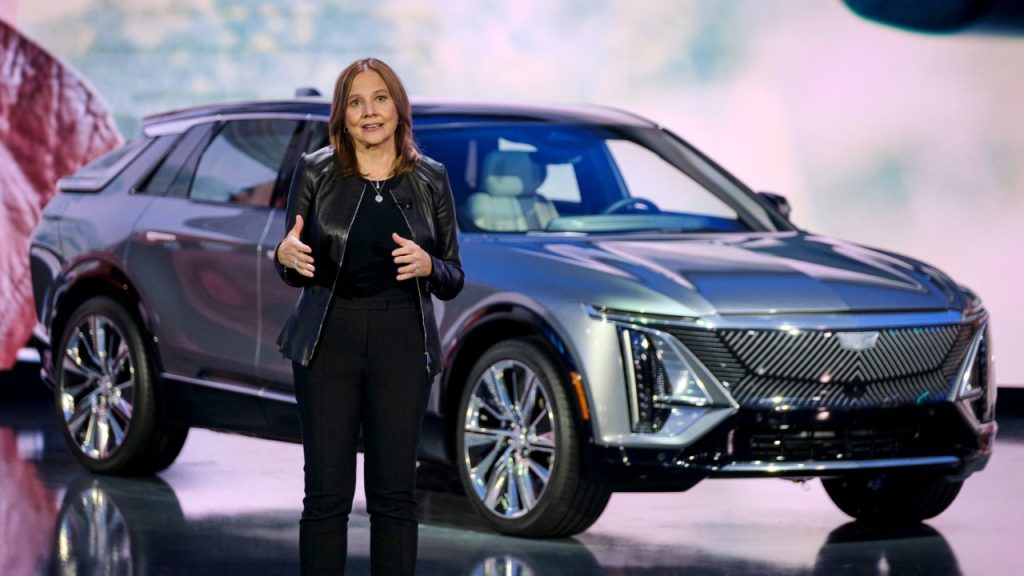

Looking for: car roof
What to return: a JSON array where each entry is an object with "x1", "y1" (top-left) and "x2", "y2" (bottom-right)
[{"x1": 141, "y1": 97, "x2": 656, "y2": 136}]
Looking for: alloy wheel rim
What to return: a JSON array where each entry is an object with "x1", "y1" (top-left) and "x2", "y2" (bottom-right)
[
  {"x1": 60, "y1": 314, "x2": 136, "y2": 460},
  {"x1": 463, "y1": 359, "x2": 556, "y2": 519}
]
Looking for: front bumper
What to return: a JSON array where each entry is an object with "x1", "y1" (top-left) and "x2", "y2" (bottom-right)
[{"x1": 593, "y1": 403, "x2": 995, "y2": 491}]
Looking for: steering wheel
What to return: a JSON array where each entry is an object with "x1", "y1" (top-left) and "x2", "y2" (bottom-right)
[{"x1": 601, "y1": 197, "x2": 661, "y2": 214}]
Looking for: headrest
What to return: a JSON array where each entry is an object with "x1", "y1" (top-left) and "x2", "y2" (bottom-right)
[{"x1": 482, "y1": 151, "x2": 544, "y2": 197}]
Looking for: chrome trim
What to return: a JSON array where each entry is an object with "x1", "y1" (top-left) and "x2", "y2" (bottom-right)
[
  {"x1": 620, "y1": 329, "x2": 641, "y2": 427},
  {"x1": 17, "y1": 347, "x2": 41, "y2": 363},
  {"x1": 143, "y1": 231, "x2": 177, "y2": 243},
  {"x1": 960, "y1": 388, "x2": 984, "y2": 401},
  {"x1": 589, "y1": 304, "x2": 701, "y2": 327},
  {"x1": 33, "y1": 322, "x2": 51, "y2": 346},
  {"x1": 260, "y1": 389, "x2": 296, "y2": 404},
  {"x1": 144, "y1": 111, "x2": 328, "y2": 137},
  {"x1": 951, "y1": 325, "x2": 987, "y2": 401},
  {"x1": 586, "y1": 304, "x2": 966, "y2": 331},
  {"x1": 717, "y1": 455, "x2": 960, "y2": 475},
  {"x1": 161, "y1": 373, "x2": 296, "y2": 404},
  {"x1": 835, "y1": 331, "x2": 880, "y2": 351},
  {"x1": 652, "y1": 395, "x2": 709, "y2": 408}
]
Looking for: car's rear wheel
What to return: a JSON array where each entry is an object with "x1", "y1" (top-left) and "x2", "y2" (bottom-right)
[
  {"x1": 822, "y1": 472, "x2": 964, "y2": 524},
  {"x1": 455, "y1": 338, "x2": 611, "y2": 537},
  {"x1": 55, "y1": 297, "x2": 187, "y2": 474}
]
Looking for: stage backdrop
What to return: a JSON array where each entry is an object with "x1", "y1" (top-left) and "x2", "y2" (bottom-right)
[{"x1": 6, "y1": 0, "x2": 1023, "y2": 385}]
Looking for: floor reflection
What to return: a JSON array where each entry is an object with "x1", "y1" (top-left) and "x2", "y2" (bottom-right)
[
  {"x1": 30, "y1": 459, "x2": 969, "y2": 576},
  {"x1": 43, "y1": 473, "x2": 297, "y2": 576},
  {"x1": 812, "y1": 523, "x2": 962, "y2": 575},
  {"x1": 0, "y1": 428, "x2": 56, "y2": 576},
  {"x1": 1, "y1": 398, "x2": 1020, "y2": 575}
]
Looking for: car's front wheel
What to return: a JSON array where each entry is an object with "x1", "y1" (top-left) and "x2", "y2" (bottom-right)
[
  {"x1": 822, "y1": 472, "x2": 964, "y2": 524},
  {"x1": 455, "y1": 338, "x2": 611, "y2": 538},
  {"x1": 55, "y1": 296, "x2": 187, "y2": 474}
]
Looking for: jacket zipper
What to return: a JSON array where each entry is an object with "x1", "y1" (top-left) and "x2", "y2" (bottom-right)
[
  {"x1": 307, "y1": 182, "x2": 367, "y2": 363},
  {"x1": 388, "y1": 186, "x2": 432, "y2": 376}
]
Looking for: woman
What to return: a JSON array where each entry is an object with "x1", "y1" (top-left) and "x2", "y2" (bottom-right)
[{"x1": 274, "y1": 58, "x2": 464, "y2": 575}]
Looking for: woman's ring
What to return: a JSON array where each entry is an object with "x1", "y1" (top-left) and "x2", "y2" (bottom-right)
[{"x1": 293, "y1": 258, "x2": 298, "y2": 269}]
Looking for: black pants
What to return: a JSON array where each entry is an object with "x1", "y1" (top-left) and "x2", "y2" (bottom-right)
[{"x1": 293, "y1": 294, "x2": 429, "y2": 575}]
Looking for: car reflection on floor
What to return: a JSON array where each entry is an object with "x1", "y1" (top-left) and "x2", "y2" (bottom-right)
[{"x1": 2, "y1": 399, "x2": 1021, "y2": 575}]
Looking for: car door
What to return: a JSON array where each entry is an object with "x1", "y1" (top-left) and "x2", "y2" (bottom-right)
[
  {"x1": 257, "y1": 120, "x2": 328, "y2": 391},
  {"x1": 127, "y1": 118, "x2": 304, "y2": 387}
]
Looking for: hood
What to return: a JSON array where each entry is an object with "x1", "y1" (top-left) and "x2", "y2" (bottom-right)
[{"x1": 502, "y1": 232, "x2": 962, "y2": 316}]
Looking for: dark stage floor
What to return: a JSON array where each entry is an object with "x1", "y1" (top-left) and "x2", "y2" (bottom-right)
[{"x1": 2, "y1": 371, "x2": 1021, "y2": 575}]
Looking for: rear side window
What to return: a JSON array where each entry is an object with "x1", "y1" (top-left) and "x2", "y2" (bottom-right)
[
  {"x1": 135, "y1": 125, "x2": 213, "y2": 197},
  {"x1": 190, "y1": 119, "x2": 303, "y2": 207},
  {"x1": 58, "y1": 138, "x2": 151, "y2": 193},
  {"x1": 76, "y1": 139, "x2": 148, "y2": 179}
]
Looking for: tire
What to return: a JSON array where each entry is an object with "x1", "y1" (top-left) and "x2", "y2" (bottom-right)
[
  {"x1": 455, "y1": 338, "x2": 611, "y2": 538},
  {"x1": 54, "y1": 296, "x2": 188, "y2": 475},
  {"x1": 822, "y1": 472, "x2": 964, "y2": 524}
]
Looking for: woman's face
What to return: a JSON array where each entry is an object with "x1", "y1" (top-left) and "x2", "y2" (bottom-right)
[{"x1": 344, "y1": 70, "x2": 399, "y2": 153}]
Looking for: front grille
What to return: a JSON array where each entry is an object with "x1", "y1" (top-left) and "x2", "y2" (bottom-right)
[
  {"x1": 723, "y1": 325, "x2": 959, "y2": 381},
  {"x1": 667, "y1": 323, "x2": 975, "y2": 409}
]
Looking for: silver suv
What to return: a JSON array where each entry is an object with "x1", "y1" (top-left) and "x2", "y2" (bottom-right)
[{"x1": 30, "y1": 98, "x2": 996, "y2": 537}]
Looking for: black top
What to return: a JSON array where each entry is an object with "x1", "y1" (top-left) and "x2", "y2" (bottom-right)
[{"x1": 335, "y1": 175, "x2": 417, "y2": 299}]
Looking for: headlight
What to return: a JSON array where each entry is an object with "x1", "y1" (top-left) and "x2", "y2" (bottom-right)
[
  {"x1": 956, "y1": 327, "x2": 994, "y2": 422},
  {"x1": 619, "y1": 325, "x2": 720, "y2": 433}
]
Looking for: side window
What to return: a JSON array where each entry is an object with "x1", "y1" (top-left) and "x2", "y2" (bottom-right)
[
  {"x1": 190, "y1": 119, "x2": 302, "y2": 207},
  {"x1": 307, "y1": 121, "x2": 330, "y2": 153},
  {"x1": 135, "y1": 126, "x2": 212, "y2": 197},
  {"x1": 76, "y1": 138, "x2": 150, "y2": 179},
  {"x1": 606, "y1": 139, "x2": 738, "y2": 219}
]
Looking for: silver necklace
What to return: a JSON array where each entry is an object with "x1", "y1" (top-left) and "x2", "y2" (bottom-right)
[{"x1": 369, "y1": 178, "x2": 385, "y2": 203}]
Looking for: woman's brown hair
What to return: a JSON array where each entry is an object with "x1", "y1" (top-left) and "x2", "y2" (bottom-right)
[{"x1": 328, "y1": 58, "x2": 419, "y2": 177}]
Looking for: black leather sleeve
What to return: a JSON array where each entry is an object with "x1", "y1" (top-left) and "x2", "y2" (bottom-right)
[
  {"x1": 275, "y1": 153, "x2": 315, "y2": 288},
  {"x1": 427, "y1": 164, "x2": 465, "y2": 301}
]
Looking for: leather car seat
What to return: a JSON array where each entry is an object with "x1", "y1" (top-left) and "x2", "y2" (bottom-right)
[{"x1": 466, "y1": 150, "x2": 558, "y2": 231}]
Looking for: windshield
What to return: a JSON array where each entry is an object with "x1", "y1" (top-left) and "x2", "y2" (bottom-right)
[{"x1": 415, "y1": 124, "x2": 787, "y2": 234}]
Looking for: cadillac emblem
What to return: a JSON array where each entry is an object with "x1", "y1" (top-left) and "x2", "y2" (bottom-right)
[{"x1": 836, "y1": 331, "x2": 880, "y2": 352}]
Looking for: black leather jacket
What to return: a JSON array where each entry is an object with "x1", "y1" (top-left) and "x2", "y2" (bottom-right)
[{"x1": 274, "y1": 146, "x2": 464, "y2": 375}]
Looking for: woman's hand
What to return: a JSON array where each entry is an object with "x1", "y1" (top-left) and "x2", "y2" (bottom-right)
[
  {"x1": 392, "y1": 233, "x2": 433, "y2": 281},
  {"x1": 277, "y1": 215, "x2": 315, "y2": 278}
]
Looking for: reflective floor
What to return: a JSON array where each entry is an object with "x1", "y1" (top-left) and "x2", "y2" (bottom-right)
[{"x1": 2, "y1": 395, "x2": 1022, "y2": 575}]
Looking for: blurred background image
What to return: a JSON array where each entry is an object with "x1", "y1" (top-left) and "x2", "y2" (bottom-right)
[{"x1": 2, "y1": 0, "x2": 1021, "y2": 386}]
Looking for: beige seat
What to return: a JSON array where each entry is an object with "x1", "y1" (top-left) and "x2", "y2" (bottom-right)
[{"x1": 466, "y1": 151, "x2": 558, "y2": 232}]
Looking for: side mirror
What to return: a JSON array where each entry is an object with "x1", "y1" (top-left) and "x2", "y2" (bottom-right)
[
  {"x1": 757, "y1": 191, "x2": 792, "y2": 220},
  {"x1": 294, "y1": 87, "x2": 321, "y2": 97}
]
